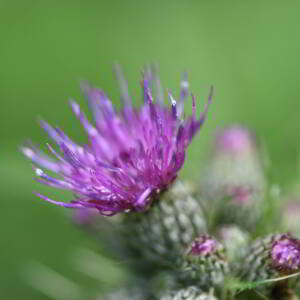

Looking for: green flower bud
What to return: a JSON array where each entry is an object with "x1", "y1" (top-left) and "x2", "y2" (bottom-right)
[
  {"x1": 240, "y1": 234, "x2": 300, "y2": 282},
  {"x1": 217, "y1": 225, "x2": 250, "y2": 263},
  {"x1": 199, "y1": 126, "x2": 266, "y2": 230},
  {"x1": 123, "y1": 179, "x2": 207, "y2": 266},
  {"x1": 179, "y1": 234, "x2": 228, "y2": 288},
  {"x1": 281, "y1": 200, "x2": 300, "y2": 238},
  {"x1": 158, "y1": 286, "x2": 217, "y2": 300}
]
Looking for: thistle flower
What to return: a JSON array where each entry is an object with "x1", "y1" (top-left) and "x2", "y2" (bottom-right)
[
  {"x1": 22, "y1": 66, "x2": 212, "y2": 216},
  {"x1": 158, "y1": 286, "x2": 218, "y2": 300},
  {"x1": 199, "y1": 125, "x2": 266, "y2": 230},
  {"x1": 240, "y1": 233, "x2": 300, "y2": 282},
  {"x1": 178, "y1": 234, "x2": 228, "y2": 288}
]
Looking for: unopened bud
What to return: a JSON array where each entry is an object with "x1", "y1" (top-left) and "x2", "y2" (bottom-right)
[
  {"x1": 158, "y1": 286, "x2": 218, "y2": 300},
  {"x1": 179, "y1": 234, "x2": 228, "y2": 288},
  {"x1": 200, "y1": 126, "x2": 266, "y2": 230},
  {"x1": 240, "y1": 233, "x2": 300, "y2": 282},
  {"x1": 123, "y1": 179, "x2": 207, "y2": 266}
]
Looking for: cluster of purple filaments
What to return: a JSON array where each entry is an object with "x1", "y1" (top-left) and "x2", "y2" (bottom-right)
[
  {"x1": 187, "y1": 234, "x2": 221, "y2": 257},
  {"x1": 271, "y1": 234, "x2": 300, "y2": 273},
  {"x1": 22, "y1": 67, "x2": 212, "y2": 215}
]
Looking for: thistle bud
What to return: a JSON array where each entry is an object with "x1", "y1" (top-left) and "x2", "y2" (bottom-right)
[
  {"x1": 281, "y1": 200, "x2": 300, "y2": 238},
  {"x1": 124, "y1": 179, "x2": 207, "y2": 266},
  {"x1": 217, "y1": 225, "x2": 249, "y2": 263},
  {"x1": 179, "y1": 234, "x2": 228, "y2": 288},
  {"x1": 158, "y1": 286, "x2": 218, "y2": 300},
  {"x1": 200, "y1": 126, "x2": 266, "y2": 230},
  {"x1": 240, "y1": 234, "x2": 300, "y2": 282}
]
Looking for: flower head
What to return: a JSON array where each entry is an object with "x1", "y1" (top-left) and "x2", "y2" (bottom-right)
[
  {"x1": 271, "y1": 234, "x2": 300, "y2": 273},
  {"x1": 22, "y1": 66, "x2": 212, "y2": 215}
]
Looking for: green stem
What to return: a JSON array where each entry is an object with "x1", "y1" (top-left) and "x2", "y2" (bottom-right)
[{"x1": 270, "y1": 281, "x2": 298, "y2": 300}]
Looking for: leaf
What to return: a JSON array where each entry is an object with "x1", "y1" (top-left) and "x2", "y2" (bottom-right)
[{"x1": 225, "y1": 271, "x2": 300, "y2": 293}]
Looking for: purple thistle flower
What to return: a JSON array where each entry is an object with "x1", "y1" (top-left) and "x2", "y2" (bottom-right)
[
  {"x1": 22, "y1": 67, "x2": 212, "y2": 216},
  {"x1": 271, "y1": 234, "x2": 300, "y2": 274}
]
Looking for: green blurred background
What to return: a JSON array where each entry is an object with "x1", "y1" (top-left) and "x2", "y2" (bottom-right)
[{"x1": 1, "y1": 1, "x2": 300, "y2": 299}]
